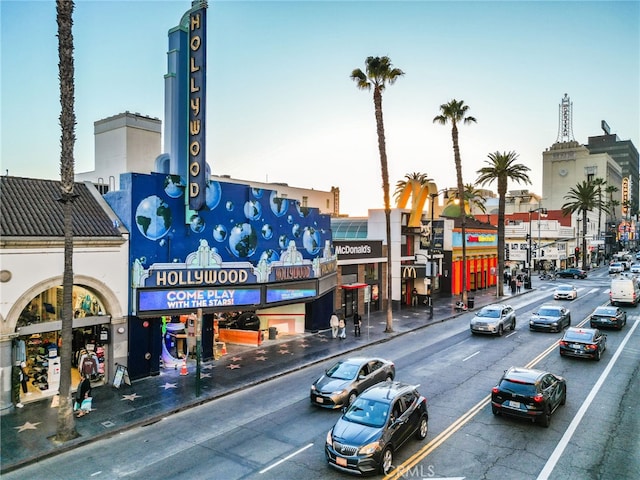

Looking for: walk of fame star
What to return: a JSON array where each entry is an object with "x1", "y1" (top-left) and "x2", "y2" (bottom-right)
[
  {"x1": 227, "y1": 364, "x2": 241, "y2": 369},
  {"x1": 161, "y1": 383, "x2": 177, "y2": 390},
  {"x1": 14, "y1": 421, "x2": 41, "y2": 433},
  {"x1": 122, "y1": 393, "x2": 141, "y2": 401}
]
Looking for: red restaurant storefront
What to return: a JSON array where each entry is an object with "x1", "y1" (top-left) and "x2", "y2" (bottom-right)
[{"x1": 450, "y1": 223, "x2": 499, "y2": 296}]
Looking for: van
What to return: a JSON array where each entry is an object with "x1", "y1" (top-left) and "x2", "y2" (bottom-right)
[{"x1": 609, "y1": 274, "x2": 640, "y2": 307}]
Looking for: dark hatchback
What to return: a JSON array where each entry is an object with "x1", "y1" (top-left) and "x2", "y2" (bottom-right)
[
  {"x1": 325, "y1": 381, "x2": 428, "y2": 475},
  {"x1": 590, "y1": 305, "x2": 627, "y2": 330},
  {"x1": 559, "y1": 327, "x2": 607, "y2": 361},
  {"x1": 491, "y1": 367, "x2": 566, "y2": 427},
  {"x1": 556, "y1": 268, "x2": 587, "y2": 279}
]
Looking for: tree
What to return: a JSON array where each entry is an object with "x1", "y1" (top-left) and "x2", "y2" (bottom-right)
[
  {"x1": 605, "y1": 184, "x2": 620, "y2": 221},
  {"x1": 592, "y1": 177, "x2": 606, "y2": 262},
  {"x1": 461, "y1": 183, "x2": 488, "y2": 215},
  {"x1": 476, "y1": 151, "x2": 531, "y2": 297},
  {"x1": 351, "y1": 56, "x2": 404, "y2": 332},
  {"x1": 562, "y1": 181, "x2": 608, "y2": 270},
  {"x1": 433, "y1": 99, "x2": 476, "y2": 304},
  {"x1": 55, "y1": 0, "x2": 79, "y2": 442}
]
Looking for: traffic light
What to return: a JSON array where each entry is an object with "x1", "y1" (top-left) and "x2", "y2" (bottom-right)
[{"x1": 541, "y1": 250, "x2": 545, "y2": 257}]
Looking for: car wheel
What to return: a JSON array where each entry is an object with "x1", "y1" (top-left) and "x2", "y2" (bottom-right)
[
  {"x1": 561, "y1": 386, "x2": 567, "y2": 406},
  {"x1": 538, "y1": 407, "x2": 551, "y2": 428},
  {"x1": 491, "y1": 405, "x2": 499, "y2": 415},
  {"x1": 573, "y1": 274, "x2": 579, "y2": 279},
  {"x1": 511, "y1": 318, "x2": 516, "y2": 331},
  {"x1": 596, "y1": 349, "x2": 601, "y2": 361},
  {"x1": 379, "y1": 447, "x2": 393, "y2": 475},
  {"x1": 347, "y1": 391, "x2": 358, "y2": 406},
  {"x1": 497, "y1": 325, "x2": 504, "y2": 337},
  {"x1": 385, "y1": 374, "x2": 394, "y2": 382},
  {"x1": 415, "y1": 415, "x2": 428, "y2": 440}
]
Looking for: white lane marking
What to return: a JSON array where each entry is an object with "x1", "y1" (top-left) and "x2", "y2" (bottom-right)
[
  {"x1": 260, "y1": 443, "x2": 314, "y2": 474},
  {"x1": 536, "y1": 318, "x2": 640, "y2": 480},
  {"x1": 462, "y1": 351, "x2": 480, "y2": 362},
  {"x1": 505, "y1": 331, "x2": 517, "y2": 338}
]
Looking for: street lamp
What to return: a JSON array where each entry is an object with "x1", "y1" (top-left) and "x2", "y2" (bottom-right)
[
  {"x1": 426, "y1": 189, "x2": 448, "y2": 318},
  {"x1": 528, "y1": 207, "x2": 547, "y2": 281}
]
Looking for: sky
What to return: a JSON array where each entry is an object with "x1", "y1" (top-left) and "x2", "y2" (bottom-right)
[{"x1": 1, "y1": 0, "x2": 639, "y2": 217}]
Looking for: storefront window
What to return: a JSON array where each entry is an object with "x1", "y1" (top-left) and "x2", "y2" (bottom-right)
[
  {"x1": 364, "y1": 263, "x2": 378, "y2": 282},
  {"x1": 17, "y1": 286, "x2": 106, "y2": 328}
]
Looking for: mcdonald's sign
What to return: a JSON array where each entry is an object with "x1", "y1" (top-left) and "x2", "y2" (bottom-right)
[{"x1": 402, "y1": 266, "x2": 417, "y2": 278}]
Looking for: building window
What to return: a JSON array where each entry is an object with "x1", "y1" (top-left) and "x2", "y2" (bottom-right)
[{"x1": 302, "y1": 196, "x2": 308, "y2": 208}]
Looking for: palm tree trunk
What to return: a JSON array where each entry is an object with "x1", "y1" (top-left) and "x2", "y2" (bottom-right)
[
  {"x1": 451, "y1": 124, "x2": 467, "y2": 303},
  {"x1": 55, "y1": 0, "x2": 78, "y2": 442},
  {"x1": 582, "y1": 210, "x2": 588, "y2": 270},
  {"x1": 496, "y1": 179, "x2": 507, "y2": 297},
  {"x1": 373, "y1": 87, "x2": 394, "y2": 332}
]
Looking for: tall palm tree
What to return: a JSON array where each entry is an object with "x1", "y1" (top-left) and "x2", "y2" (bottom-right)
[
  {"x1": 592, "y1": 177, "x2": 606, "y2": 262},
  {"x1": 605, "y1": 184, "x2": 620, "y2": 221},
  {"x1": 55, "y1": 0, "x2": 78, "y2": 442},
  {"x1": 462, "y1": 183, "x2": 488, "y2": 215},
  {"x1": 351, "y1": 56, "x2": 404, "y2": 333},
  {"x1": 433, "y1": 99, "x2": 476, "y2": 304},
  {"x1": 476, "y1": 151, "x2": 531, "y2": 297},
  {"x1": 394, "y1": 172, "x2": 434, "y2": 227},
  {"x1": 562, "y1": 181, "x2": 608, "y2": 270}
]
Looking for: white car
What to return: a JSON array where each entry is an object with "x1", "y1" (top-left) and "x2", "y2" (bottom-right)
[
  {"x1": 609, "y1": 262, "x2": 624, "y2": 274},
  {"x1": 630, "y1": 263, "x2": 640, "y2": 274},
  {"x1": 554, "y1": 284, "x2": 578, "y2": 300}
]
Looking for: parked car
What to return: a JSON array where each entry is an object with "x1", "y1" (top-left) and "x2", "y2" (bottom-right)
[
  {"x1": 491, "y1": 367, "x2": 566, "y2": 427},
  {"x1": 556, "y1": 268, "x2": 587, "y2": 279},
  {"x1": 630, "y1": 263, "x2": 640, "y2": 274},
  {"x1": 529, "y1": 305, "x2": 571, "y2": 332},
  {"x1": 609, "y1": 274, "x2": 640, "y2": 306},
  {"x1": 559, "y1": 327, "x2": 607, "y2": 361},
  {"x1": 310, "y1": 357, "x2": 395, "y2": 409},
  {"x1": 325, "y1": 381, "x2": 428, "y2": 475},
  {"x1": 553, "y1": 284, "x2": 578, "y2": 300},
  {"x1": 609, "y1": 262, "x2": 624, "y2": 274},
  {"x1": 590, "y1": 305, "x2": 627, "y2": 330},
  {"x1": 470, "y1": 304, "x2": 516, "y2": 336}
]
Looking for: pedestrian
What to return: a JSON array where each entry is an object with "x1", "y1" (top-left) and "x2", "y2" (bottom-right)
[
  {"x1": 19, "y1": 361, "x2": 29, "y2": 396},
  {"x1": 353, "y1": 311, "x2": 362, "y2": 337},
  {"x1": 411, "y1": 288, "x2": 418, "y2": 307},
  {"x1": 516, "y1": 278, "x2": 522, "y2": 293},
  {"x1": 329, "y1": 312, "x2": 339, "y2": 339},
  {"x1": 74, "y1": 372, "x2": 92, "y2": 417},
  {"x1": 510, "y1": 278, "x2": 517, "y2": 294},
  {"x1": 338, "y1": 317, "x2": 346, "y2": 339}
]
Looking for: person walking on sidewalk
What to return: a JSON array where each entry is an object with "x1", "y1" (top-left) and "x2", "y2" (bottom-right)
[
  {"x1": 330, "y1": 312, "x2": 339, "y2": 339},
  {"x1": 353, "y1": 311, "x2": 362, "y2": 337},
  {"x1": 338, "y1": 317, "x2": 346, "y2": 339}
]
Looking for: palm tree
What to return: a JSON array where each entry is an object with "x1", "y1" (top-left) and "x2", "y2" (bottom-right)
[
  {"x1": 476, "y1": 151, "x2": 531, "y2": 297},
  {"x1": 592, "y1": 177, "x2": 606, "y2": 262},
  {"x1": 562, "y1": 181, "x2": 608, "y2": 270},
  {"x1": 462, "y1": 183, "x2": 488, "y2": 215},
  {"x1": 433, "y1": 99, "x2": 476, "y2": 304},
  {"x1": 351, "y1": 56, "x2": 404, "y2": 333},
  {"x1": 394, "y1": 172, "x2": 434, "y2": 227},
  {"x1": 55, "y1": 0, "x2": 79, "y2": 442},
  {"x1": 605, "y1": 184, "x2": 620, "y2": 221}
]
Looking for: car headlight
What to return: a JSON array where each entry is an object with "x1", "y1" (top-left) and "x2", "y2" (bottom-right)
[
  {"x1": 310, "y1": 385, "x2": 316, "y2": 391},
  {"x1": 333, "y1": 389, "x2": 347, "y2": 396},
  {"x1": 326, "y1": 430, "x2": 333, "y2": 447},
  {"x1": 358, "y1": 440, "x2": 382, "y2": 455}
]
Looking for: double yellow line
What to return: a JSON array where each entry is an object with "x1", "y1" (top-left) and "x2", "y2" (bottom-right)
[{"x1": 385, "y1": 338, "x2": 561, "y2": 480}]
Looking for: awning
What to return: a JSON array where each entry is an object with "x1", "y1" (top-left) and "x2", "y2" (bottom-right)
[{"x1": 340, "y1": 283, "x2": 369, "y2": 290}]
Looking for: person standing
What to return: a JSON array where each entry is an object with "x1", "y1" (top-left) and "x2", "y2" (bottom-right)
[
  {"x1": 411, "y1": 288, "x2": 418, "y2": 306},
  {"x1": 353, "y1": 311, "x2": 362, "y2": 337},
  {"x1": 338, "y1": 317, "x2": 346, "y2": 339},
  {"x1": 329, "y1": 312, "x2": 339, "y2": 339}
]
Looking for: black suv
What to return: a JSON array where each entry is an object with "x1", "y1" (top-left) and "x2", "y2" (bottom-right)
[
  {"x1": 491, "y1": 367, "x2": 566, "y2": 427},
  {"x1": 325, "y1": 381, "x2": 428, "y2": 475}
]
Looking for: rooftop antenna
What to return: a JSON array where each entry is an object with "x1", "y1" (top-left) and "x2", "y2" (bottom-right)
[{"x1": 556, "y1": 93, "x2": 575, "y2": 143}]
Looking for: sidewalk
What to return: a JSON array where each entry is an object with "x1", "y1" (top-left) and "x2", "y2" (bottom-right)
[{"x1": 0, "y1": 285, "x2": 524, "y2": 473}]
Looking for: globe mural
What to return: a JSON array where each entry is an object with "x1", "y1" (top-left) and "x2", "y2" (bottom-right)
[
  {"x1": 135, "y1": 195, "x2": 172, "y2": 241},
  {"x1": 262, "y1": 223, "x2": 274, "y2": 240},
  {"x1": 229, "y1": 223, "x2": 258, "y2": 258},
  {"x1": 270, "y1": 190, "x2": 289, "y2": 217},
  {"x1": 226, "y1": 200, "x2": 234, "y2": 212},
  {"x1": 287, "y1": 214, "x2": 294, "y2": 224},
  {"x1": 206, "y1": 181, "x2": 222, "y2": 210},
  {"x1": 190, "y1": 214, "x2": 205, "y2": 234},
  {"x1": 163, "y1": 174, "x2": 185, "y2": 198},
  {"x1": 278, "y1": 234, "x2": 289, "y2": 249},
  {"x1": 252, "y1": 187, "x2": 263, "y2": 198},
  {"x1": 303, "y1": 226, "x2": 321, "y2": 254},
  {"x1": 296, "y1": 201, "x2": 310, "y2": 217},
  {"x1": 244, "y1": 200, "x2": 262, "y2": 221},
  {"x1": 292, "y1": 223, "x2": 301, "y2": 238},
  {"x1": 260, "y1": 249, "x2": 279, "y2": 264},
  {"x1": 213, "y1": 224, "x2": 227, "y2": 242}
]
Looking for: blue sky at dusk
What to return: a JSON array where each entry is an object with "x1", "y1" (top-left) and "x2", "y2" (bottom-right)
[{"x1": 1, "y1": 0, "x2": 638, "y2": 216}]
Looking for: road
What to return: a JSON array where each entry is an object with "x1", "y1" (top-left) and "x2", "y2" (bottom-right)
[{"x1": 3, "y1": 270, "x2": 639, "y2": 479}]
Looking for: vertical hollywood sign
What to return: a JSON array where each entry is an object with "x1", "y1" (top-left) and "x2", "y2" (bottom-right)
[
  {"x1": 188, "y1": 5, "x2": 207, "y2": 211},
  {"x1": 622, "y1": 177, "x2": 629, "y2": 216}
]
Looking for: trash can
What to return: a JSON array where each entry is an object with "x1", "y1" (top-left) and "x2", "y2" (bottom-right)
[
  {"x1": 268, "y1": 327, "x2": 278, "y2": 340},
  {"x1": 467, "y1": 297, "x2": 475, "y2": 309}
]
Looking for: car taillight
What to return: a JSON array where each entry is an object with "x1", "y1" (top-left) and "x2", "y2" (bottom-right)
[
  {"x1": 492, "y1": 387, "x2": 500, "y2": 394},
  {"x1": 533, "y1": 394, "x2": 544, "y2": 403},
  {"x1": 559, "y1": 341, "x2": 567, "y2": 346},
  {"x1": 585, "y1": 344, "x2": 597, "y2": 350}
]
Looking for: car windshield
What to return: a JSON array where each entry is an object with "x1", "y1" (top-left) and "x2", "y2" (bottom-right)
[
  {"x1": 563, "y1": 331, "x2": 594, "y2": 342},
  {"x1": 593, "y1": 308, "x2": 615, "y2": 317},
  {"x1": 344, "y1": 397, "x2": 389, "y2": 428},
  {"x1": 477, "y1": 308, "x2": 500, "y2": 318},
  {"x1": 326, "y1": 361, "x2": 358, "y2": 380},
  {"x1": 537, "y1": 308, "x2": 561, "y2": 316},
  {"x1": 499, "y1": 379, "x2": 537, "y2": 396},
  {"x1": 557, "y1": 286, "x2": 572, "y2": 291}
]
